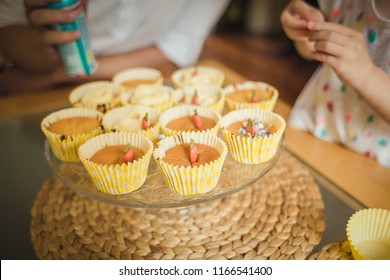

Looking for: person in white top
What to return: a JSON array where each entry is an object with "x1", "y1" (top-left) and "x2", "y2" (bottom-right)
[
  {"x1": 0, "y1": 0, "x2": 229, "y2": 94},
  {"x1": 281, "y1": 0, "x2": 390, "y2": 168}
]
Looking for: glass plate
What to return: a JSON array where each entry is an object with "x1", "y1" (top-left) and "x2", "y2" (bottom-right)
[{"x1": 44, "y1": 136, "x2": 283, "y2": 208}]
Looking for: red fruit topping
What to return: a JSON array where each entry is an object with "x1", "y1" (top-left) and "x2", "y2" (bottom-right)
[
  {"x1": 246, "y1": 119, "x2": 256, "y2": 136},
  {"x1": 251, "y1": 90, "x2": 259, "y2": 103},
  {"x1": 193, "y1": 109, "x2": 202, "y2": 129},
  {"x1": 123, "y1": 143, "x2": 134, "y2": 163},
  {"x1": 192, "y1": 91, "x2": 199, "y2": 105},
  {"x1": 142, "y1": 113, "x2": 149, "y2": 130},
  {"x1": 189, "y1": 139, "x2": 198, "y2": 164}
]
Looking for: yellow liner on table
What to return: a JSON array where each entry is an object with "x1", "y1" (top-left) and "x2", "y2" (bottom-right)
[
  {"x1": 78, "y1": 132, "x2": 154, "y2": 195},
  {"x1": 102, "y1": 105, "x2": 161, "y2": 143},
  {"x1": 221, "y1": 108, "x2": 285, "y2": 164},
  {"x1": 223, "y1": 81, "x2": 279, "y2": 112},
  {"x1": 69, "y1": 81, "x2": 124, "y2": 113},
  {"x1": 347, "y1": 208, "x2": 390, "y2": 260},
  {"x1": 153, "y1": 131, "x2": 227, "y2": 196},
  {"x1": 41, "y1": 107, "x2": 104, "y2": 162},
  {"x1": 159, "y1": 105, "x2": 221, "y2": 137}
]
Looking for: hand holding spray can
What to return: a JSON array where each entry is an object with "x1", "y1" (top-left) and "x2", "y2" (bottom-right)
[{"x1": 48, "y1": 0, "x2": 97, "y2": 77}]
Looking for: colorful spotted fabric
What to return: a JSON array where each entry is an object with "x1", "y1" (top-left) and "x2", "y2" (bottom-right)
[{"x1": 289, "y1": 0, "x2": 390, "y2": 167}]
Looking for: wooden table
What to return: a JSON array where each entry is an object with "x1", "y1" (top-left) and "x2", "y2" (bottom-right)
[{"x1": 1, "y1": 59, "x2": 390, "y2": 210}]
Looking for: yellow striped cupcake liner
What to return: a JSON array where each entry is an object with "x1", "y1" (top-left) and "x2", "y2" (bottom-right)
[
  {"x1": 172, "y1": 85, "x2": 225, "y2": 113},
  {"x1": 221, "y1": 108, "x2": 285, "y2": 164},
  {"x1": 171, "y1": 65, "x2": 225, "y2": 88},
  {"x1": 153, "y1": 131, "x2": 227, "y2": 196},
  {"x1": 41, "y1": 107, "x2": 104, "y2": 162},
  {"x1": 69, "y1": 81, "x2": 124, "y2": 113},
  {"x1": 112, "y1": 67, "x2": 163, "y2": 89},
  {"x1": 120, "y1": 84, "x2": 174, "y2": 112},
  {"x1": 102, "y1": 105, "x2": 161, "y2": 143},
  {"x1": 159, "y1": 105, "x2": 221, "y2": 137},
  {"x1": 78, "y1": 132, "x2": 154, "y2": 195},
  {"x1": 347, "y1": 208, "x2": 390, "y2": 260},
  {"x1": 223, "y1": 81, "x2": 279, "y2": 112}
]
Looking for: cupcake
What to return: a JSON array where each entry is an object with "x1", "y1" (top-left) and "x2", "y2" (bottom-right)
[
  {"x1": 153, "y1": 131, "x2": 227, "y2": 196},
  {"x1": 347, "y1": 208, "x2": 390, "y2": 260},
  {"x1": 221, "y1": 108, "x2": 285, "y2": 164},
  {"x1": 223, "y1": 81, "x2": 279, "y2": 112},
  {"x1": 159, "y1": 105, "x2": 221, "y2": 136},
  {"x1": 69, "y1": 81, "x2": 124, "y2": 113},
  {"x1": 172, "y1": 85, "x2": 225, "y2": 113},
  {"x1": 120, "y1": 84, "x2": 174, "y2": 111},
  {"x1": 171, "y1": 65, "x2": 225, "y2": 88},
  {"x1": 41, "y1": 107, "x2": 104, "y2": 162},
  {"x1": 78, "y1": 132, "x2": 154, "y2": 195},
  {"x1": 102, "y1": 105, "x2": 160, "y2": 144},
  {"x1": 112, "y1": 67, "x2": 163, "y2": 89}
]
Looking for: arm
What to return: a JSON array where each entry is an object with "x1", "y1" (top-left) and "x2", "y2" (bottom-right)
[
  {"x1": 307, "y1": 20, "x2": 390, "y2": 124},
  {"x1": 0, "y1": 45, "x2": 177, "y2": 95}
]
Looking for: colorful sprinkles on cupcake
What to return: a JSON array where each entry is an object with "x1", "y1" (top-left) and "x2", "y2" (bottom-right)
[{"x1": 230, "y1": 118, "x2": 273, "y2": 138}]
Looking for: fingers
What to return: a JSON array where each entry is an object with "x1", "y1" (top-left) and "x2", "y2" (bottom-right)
[
  {"x1": 309, "y1": 30, "x2": 350, "y2": 47},
  {"x1": 290, "y1": 0, "x2": 324, "y2": 21},
  {"x1": 307, "y1": 20, "x2": 355, "y2": 36},
  {"x1": 29, "y1": 9, "x2": 76, "y2": 26},
  {"x1": 37, "y1": 29, "x2": 80, "y2": 45},
  {"x1": 24, "y1": 0, "x2": 59, "y2": 9}
]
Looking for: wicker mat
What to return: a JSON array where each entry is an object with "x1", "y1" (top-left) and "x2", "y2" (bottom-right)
[
  {"x1": 31, "y1": 151, "x2": 325, "y2": 260},
  {"x1": 308, "y1": 240, "x2": 353, "y2": 260}
]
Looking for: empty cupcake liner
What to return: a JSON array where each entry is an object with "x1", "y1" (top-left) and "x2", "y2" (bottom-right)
[{"x1": 347, "y1": 208, "x2": 390, "y2": 260}]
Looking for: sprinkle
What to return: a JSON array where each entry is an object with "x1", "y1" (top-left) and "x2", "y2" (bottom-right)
[{"x1": 367, "y1": 114, "x2": 375, "y2": 123}]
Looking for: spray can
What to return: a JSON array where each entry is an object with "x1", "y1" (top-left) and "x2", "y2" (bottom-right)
[{"x1": 48, "y1": 0, "x2": 97, "y2": 77}]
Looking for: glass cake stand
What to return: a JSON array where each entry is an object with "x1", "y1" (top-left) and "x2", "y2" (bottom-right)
[{"x1": 44, "y1": 137, "x2": 283, "y2": 208}]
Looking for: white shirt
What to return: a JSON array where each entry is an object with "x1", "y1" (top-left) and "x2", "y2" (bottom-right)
[{"x1": 0, "y1": 0, "x2": 229, "y2": 67}]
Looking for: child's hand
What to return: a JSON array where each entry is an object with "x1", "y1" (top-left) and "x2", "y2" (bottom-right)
[
  {"x1": 307, "y1": 20, "x2": 375, "y2": 90},
  {"x1": 280, "y1": 0, "x2": 324, "y2": 59},
  {"x1": 280, "y1": 0, "x2": 324, "y2": 41}
]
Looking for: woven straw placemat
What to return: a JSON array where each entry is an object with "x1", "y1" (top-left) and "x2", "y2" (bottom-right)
[
  {"x1": 308, "y1": 240, "x2": 353, "y2": 260},
  {"x1": 31, "y1": 151, "x2": 325, "y2": 260}
]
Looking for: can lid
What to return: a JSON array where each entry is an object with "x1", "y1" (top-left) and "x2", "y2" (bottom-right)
[{"x1": 47, "y1": 0, "x2": 79, "y2": 9}]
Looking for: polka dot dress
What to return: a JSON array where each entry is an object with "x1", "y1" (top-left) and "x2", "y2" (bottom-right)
[{"x1": 289, "y1": 0, "x2": 390, "y2": 167}]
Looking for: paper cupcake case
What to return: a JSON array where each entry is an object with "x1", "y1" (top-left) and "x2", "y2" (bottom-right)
[
  {"x1": 153, "y1": 131, "x2": 227, "y2": 196},
  {"x1": 171, "y1": 66, "x2": 225, "y2": 88},
  {"x1": 41, "y1": 107, "x2": 104, "y2": 162},
  {"x1": 159, "y1": 105, "x2": 222, "y2": 137},
  {"x1": 78, "y1": 132, "x2": 154, "y2": 195},
  {"x1": 120, "y1": 84, "x2": 174, "y2": 112},
  {"x1": 69, "y1": 81, "x2": 124, "y2": 113},
  {"x1": 102, "y1": 105, "x2": 161, "y2": 143},
  {"x1": 173, "y1": 85, "x2": 226, "y2": 113},
  {"x1": 221, "y1": 108, "x2": 286, "y2": 164},
  {"x1": 223, "y1": 81, "x2": 279, "y2": 112},
  {"x1": 346, "y1": 208, "x2": 390, "y2": 260},
  {"x1": 112, "y1": 67, "x2": 163, "y2": 88}
]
